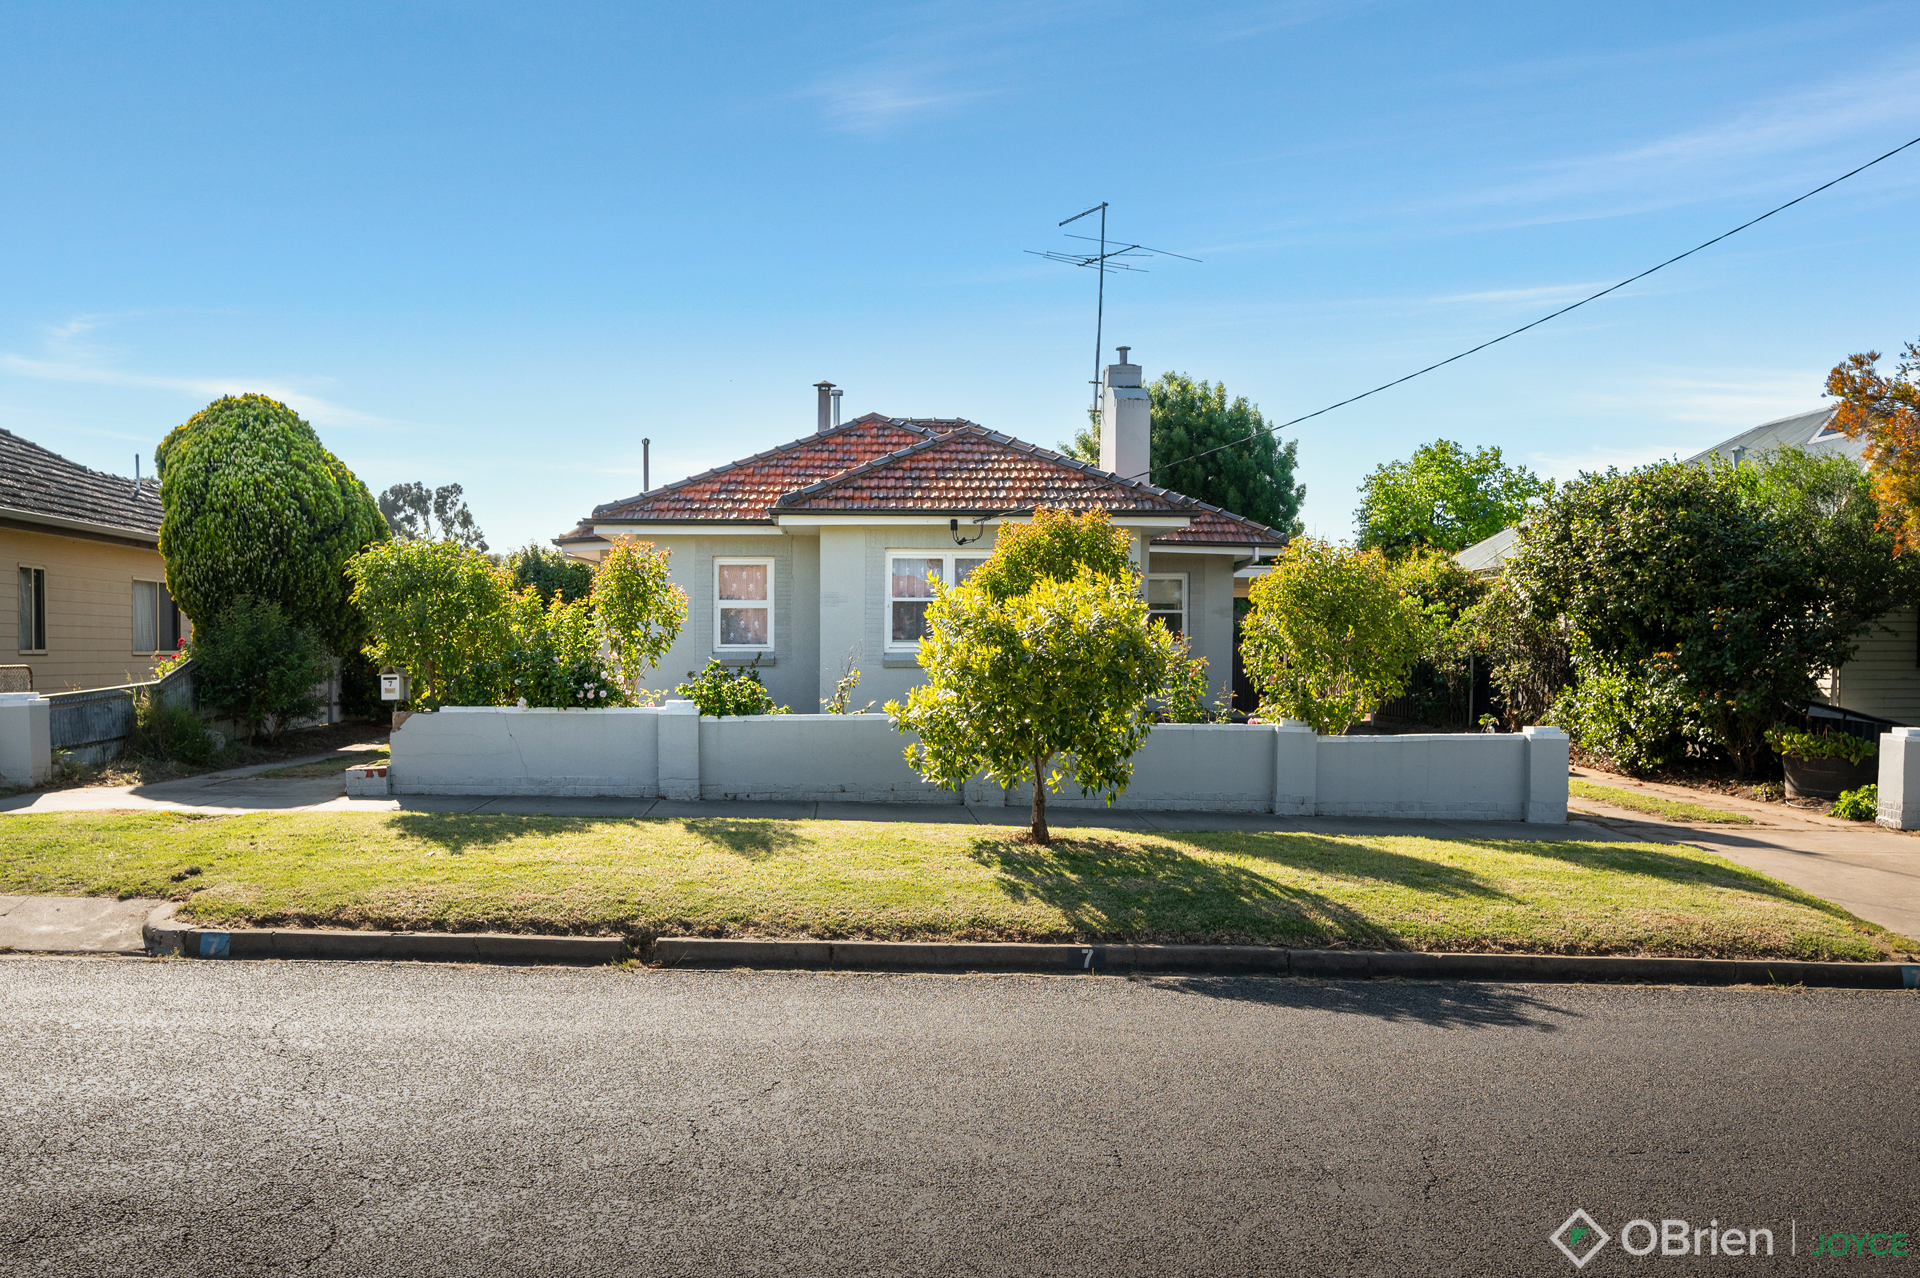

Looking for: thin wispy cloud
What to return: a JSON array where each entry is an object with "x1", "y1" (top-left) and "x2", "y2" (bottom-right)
[
  {"x1": 1458, "y1": 49, "x2": 1920, "y2": 221},
  {"x1": 812, "y1": 78, "x2": 999, "y2": 134},
  {"x1": 0, "y1": 353, "x2": 401, "y2": 432}
]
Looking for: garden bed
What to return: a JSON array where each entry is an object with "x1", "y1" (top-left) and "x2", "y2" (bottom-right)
[{"x1": 0, "y1": 812, "x2": 1909, "y2": 961}]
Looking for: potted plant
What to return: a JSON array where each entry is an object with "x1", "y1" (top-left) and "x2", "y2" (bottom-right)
[{"x1": 1765, "y1": 725, "x2": 1878, "y2": 800}]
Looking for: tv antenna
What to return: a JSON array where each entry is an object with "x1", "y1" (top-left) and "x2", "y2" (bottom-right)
[{"x1": 1027, "y1": 203, "x2": 1200, "y2": 419}]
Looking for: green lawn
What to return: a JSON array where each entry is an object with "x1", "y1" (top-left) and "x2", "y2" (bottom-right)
[
  {"x1": 0, "y1": 812, "x2": 1907, "y2": 961},
  {"x1": 1570, "y1": 780, "x2": 1754, "y2": 824}
]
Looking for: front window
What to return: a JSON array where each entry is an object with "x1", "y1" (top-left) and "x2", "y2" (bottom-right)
[
  {"x1": 888, "y1": 552, "x2": 987, "y2": 647},
  {"x1": 715, "y1": 559, "x2": 773, "y2": 649},
  {"x1": 1148, "y1": 574, "x2": 1187, "y2": 636},
  {"x1": 17, "y1": 566, "x2": 45, "y2": 652}
]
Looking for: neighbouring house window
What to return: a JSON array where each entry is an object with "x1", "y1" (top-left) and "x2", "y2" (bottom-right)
[
  {"x1": 1148, "y1": 573, "x2": 1188, "y2": 637},
  {"x1": 715, "y1": 559, "x2": 773, "y2": 649},
  {"x1": 133, "y1": 579, "x2": 180, "y2": 655},
  {"x1": 888, "y1": 552, "x2": 988, "y2": 647},
  {"x1": 17, "y1": 566, "x2": 45, "y2": 652}
]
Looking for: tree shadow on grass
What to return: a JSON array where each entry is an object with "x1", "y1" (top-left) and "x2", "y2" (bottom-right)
[
  {"x1": 1142, "y1": 974, "x2": 1582, "y2": 1032},
  {"x1": 1432, "y1": 833, "x2": 1874, "y2": 920},
  {"x1": 678, "y1": 818, "x2": 812, "y2": 860},
  {"x1": 389, "y1": 812, "x2": 605, "y2": 854},
  {"x1": 1154, "y1": 832, "x2": 1510, "y2": 900},
  {"x1": 968, "y1": 833, "x2": 1406, "y2": 948}
]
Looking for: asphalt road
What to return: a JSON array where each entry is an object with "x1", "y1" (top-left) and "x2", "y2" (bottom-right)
[{"x1": 2, "y1": 958, "x2": 1915, "y2": 1277}]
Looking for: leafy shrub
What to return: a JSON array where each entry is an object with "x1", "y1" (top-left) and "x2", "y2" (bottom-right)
[
  {"x1": 508, "y1": 542, "x2": 594, "y2": 603},
  {"x1": 127, "y1": 695, "x2": 218, "y2": 766},
  {"x1": 1829, "y1": 784, "x2": 1878, "y2": 821},
  {"x1": 1503, "y1": 450, "x2": 1915, "y2": 774},
  {"x1": 188, "y1": 597, "x2": 333, "y2": 742},
  {"x1": 350, "y1": 537, "x2": 686, "y2": 709},
  {"x1": 1766, "y1": 725, "x2": 1878, "y2": 765},
  {"x1": 156, "y1": 394, "x2": 386, "y2": 653},
  {"x1": 1159, "y1": 634, "x2": 1217, "y2": 723},
  {"x1": 1240, "y1": 538, "x2": 1425, "y2": 735},
  {"x1": 502, "y1": 591, "x2": 630, "y2": 709},
  {"x1": 677, "y1": 659, "x2": 785, "y2": 716},
  {"x1": 1547, "y1": 642, "x2": 1702, "y2": 775},
  {"x1": 821, "y1": 658, "x2": 874, "y2": 714}
]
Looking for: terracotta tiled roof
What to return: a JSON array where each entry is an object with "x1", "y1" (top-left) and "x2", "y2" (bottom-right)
[
  {"x1": 777, "y1": 425, "x2": 1185, "y2": 513},
  {"x1": 775, "y1": 426, "x2": 1286, "y2": 546},
  {"x1": 1155, "y1": 507, "x2": 1286, "y2": 547},
  {"x1": 590, "y1": 414, "x2": 953, "y2": 524},
  {"x1": 0, "y1": 428, "x2": 161, "y2": 538},
  {"x1": 575, "y1": 414, "x2": 1284, "y2": 549}
]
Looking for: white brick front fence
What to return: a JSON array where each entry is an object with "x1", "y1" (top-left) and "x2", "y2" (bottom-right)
[{"x1": 382, "y1": 705, "x2": 1570, "y2": 822}]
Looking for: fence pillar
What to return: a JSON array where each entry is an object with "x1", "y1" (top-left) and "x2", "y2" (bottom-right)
[
  {"x1": 1272, "y1": 720, "x2": 1316, "y2": 816},
  {"x1": 1876, "y1": 727, "x2": 1920, "y2": 830},
  {"x1": 1522, "y1": 726, "x2": 1569, "y2": 824},
  {"x1": 658, "y1": 701, "x2": 701, "y2": 801},
  {"x1": 0, "y1": 693, "x2": 51, "y2": 786}
]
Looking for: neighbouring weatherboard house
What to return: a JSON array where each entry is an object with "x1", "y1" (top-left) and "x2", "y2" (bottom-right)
[
  {"x1": 1455, "y1": 405, "x2": 1918, "y2": 724},
  {"x1": 0, "y1": 429, "x2": 187, "y2": 692},
  {"x1": 557, "y1": 351, "x2": 1288, "y2": 713}
]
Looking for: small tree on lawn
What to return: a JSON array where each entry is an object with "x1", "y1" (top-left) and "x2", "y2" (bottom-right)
[
  {"x1": 1240, "y1": 538, "x2": 1425, "y2": 735},
  {"x1": 888, "y1": 508, "x2": 1172, "y2": 843},
  {"x1": 889, "y1": 568, "x2": 1173, "y2": 843}
]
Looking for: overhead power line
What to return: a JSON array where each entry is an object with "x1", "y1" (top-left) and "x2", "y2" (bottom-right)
[{"x1": 1129, "y1": 132, "x2": 1920, "y2": 484}]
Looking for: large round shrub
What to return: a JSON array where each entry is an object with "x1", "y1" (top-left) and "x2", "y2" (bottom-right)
[{"x1": 156, "y1": 395, "x2": 387, "y2": 653}]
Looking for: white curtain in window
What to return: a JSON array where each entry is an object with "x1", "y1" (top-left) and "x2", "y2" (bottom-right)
[{"x1": 133, "y1": 580, "x2": 158, "y2": 653}]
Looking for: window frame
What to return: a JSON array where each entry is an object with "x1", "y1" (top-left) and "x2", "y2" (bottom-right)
[
  {"x1": 132, "y1": 577, "x2": 181, "y2": 656},
  {"x1": 17, "y1": 565, "x2": 46, "y2": 654},
  {"x1": 885, "y1": 550, "x2": 991, "y2": 651},
  {"x1": 713, "y1": 557, "x2": 775, "y2": 652},
  {"x1": 1147, "y1": 571, "x2": 1189, "y2": 638}
]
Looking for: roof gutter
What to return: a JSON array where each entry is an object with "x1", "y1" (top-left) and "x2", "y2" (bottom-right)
[{"x1": 0, "y1": 503, "x2": 159, "y2": 547}]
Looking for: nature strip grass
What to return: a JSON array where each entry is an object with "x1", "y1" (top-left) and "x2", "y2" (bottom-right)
[
  {"x1": 0, "y1": 812, "x2": 1907, "y2": 962},
  {"x1": 1569, "y1": 780, "x2": 1754, "y2": 825}
]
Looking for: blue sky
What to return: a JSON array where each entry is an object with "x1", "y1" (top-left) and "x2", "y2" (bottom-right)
[{"x1": 5, "y1": 1, "x2": 1919, "y2": 548}]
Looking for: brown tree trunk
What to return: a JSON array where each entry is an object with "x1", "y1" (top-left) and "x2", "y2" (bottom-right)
[{"x1": 1030, "y1": 753, "x2": 1050, "y2": 844}]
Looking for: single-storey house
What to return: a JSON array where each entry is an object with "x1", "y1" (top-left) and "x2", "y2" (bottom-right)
[
  {"x1": 1, "y1": 429, "x2": 187, "y2": 692},
  {"x1": 1455, "y1": 405, "x2": 1918, "y2": 724},
  {"x1": 557, "y1": 351, "x2": 1288, "y2": 712}
]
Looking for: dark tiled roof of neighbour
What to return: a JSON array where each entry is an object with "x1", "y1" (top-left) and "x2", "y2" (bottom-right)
[
  {"x1": 0, "y1": 428, "x2": 161, "y2": 537},
  {"x1": 590, "y1": 414, "x2": 959, "y2": 523},
  {"x1": 554, "y1": 519, "x2": 606, "y2": 546},
  {"x1": 574, "y1": 414, "x2": 1284, "y2": 549}
]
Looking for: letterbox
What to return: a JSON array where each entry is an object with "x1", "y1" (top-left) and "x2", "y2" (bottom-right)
[{"x1": 379, "y1": 667, "x2": 410, "y2": 701}]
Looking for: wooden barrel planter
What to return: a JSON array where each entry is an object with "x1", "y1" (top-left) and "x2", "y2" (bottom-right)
[{"x1": 1782, "y1": 753, "x2": 1877, "y2": 801}]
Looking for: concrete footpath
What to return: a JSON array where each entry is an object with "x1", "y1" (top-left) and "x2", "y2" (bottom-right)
[
  {"x1": 0, "y1": 895, "x2": 161, "y2": 955},
  {"x1": 1568, "y1": 765, "x2": 1920, "y2": 941}
]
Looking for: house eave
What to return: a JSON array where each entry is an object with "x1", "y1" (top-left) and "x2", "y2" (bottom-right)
[{"x1": 0, "y1": 504, "x2": 160, "y2": 548}]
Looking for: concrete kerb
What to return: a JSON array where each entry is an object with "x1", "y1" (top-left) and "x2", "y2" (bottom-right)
[
  {"x1": 133, "y1": 910, "x2": 1920, "y2": 987},
  {"x1": 654, "y1": 938, "x2": 1920, "y2": 987}
]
